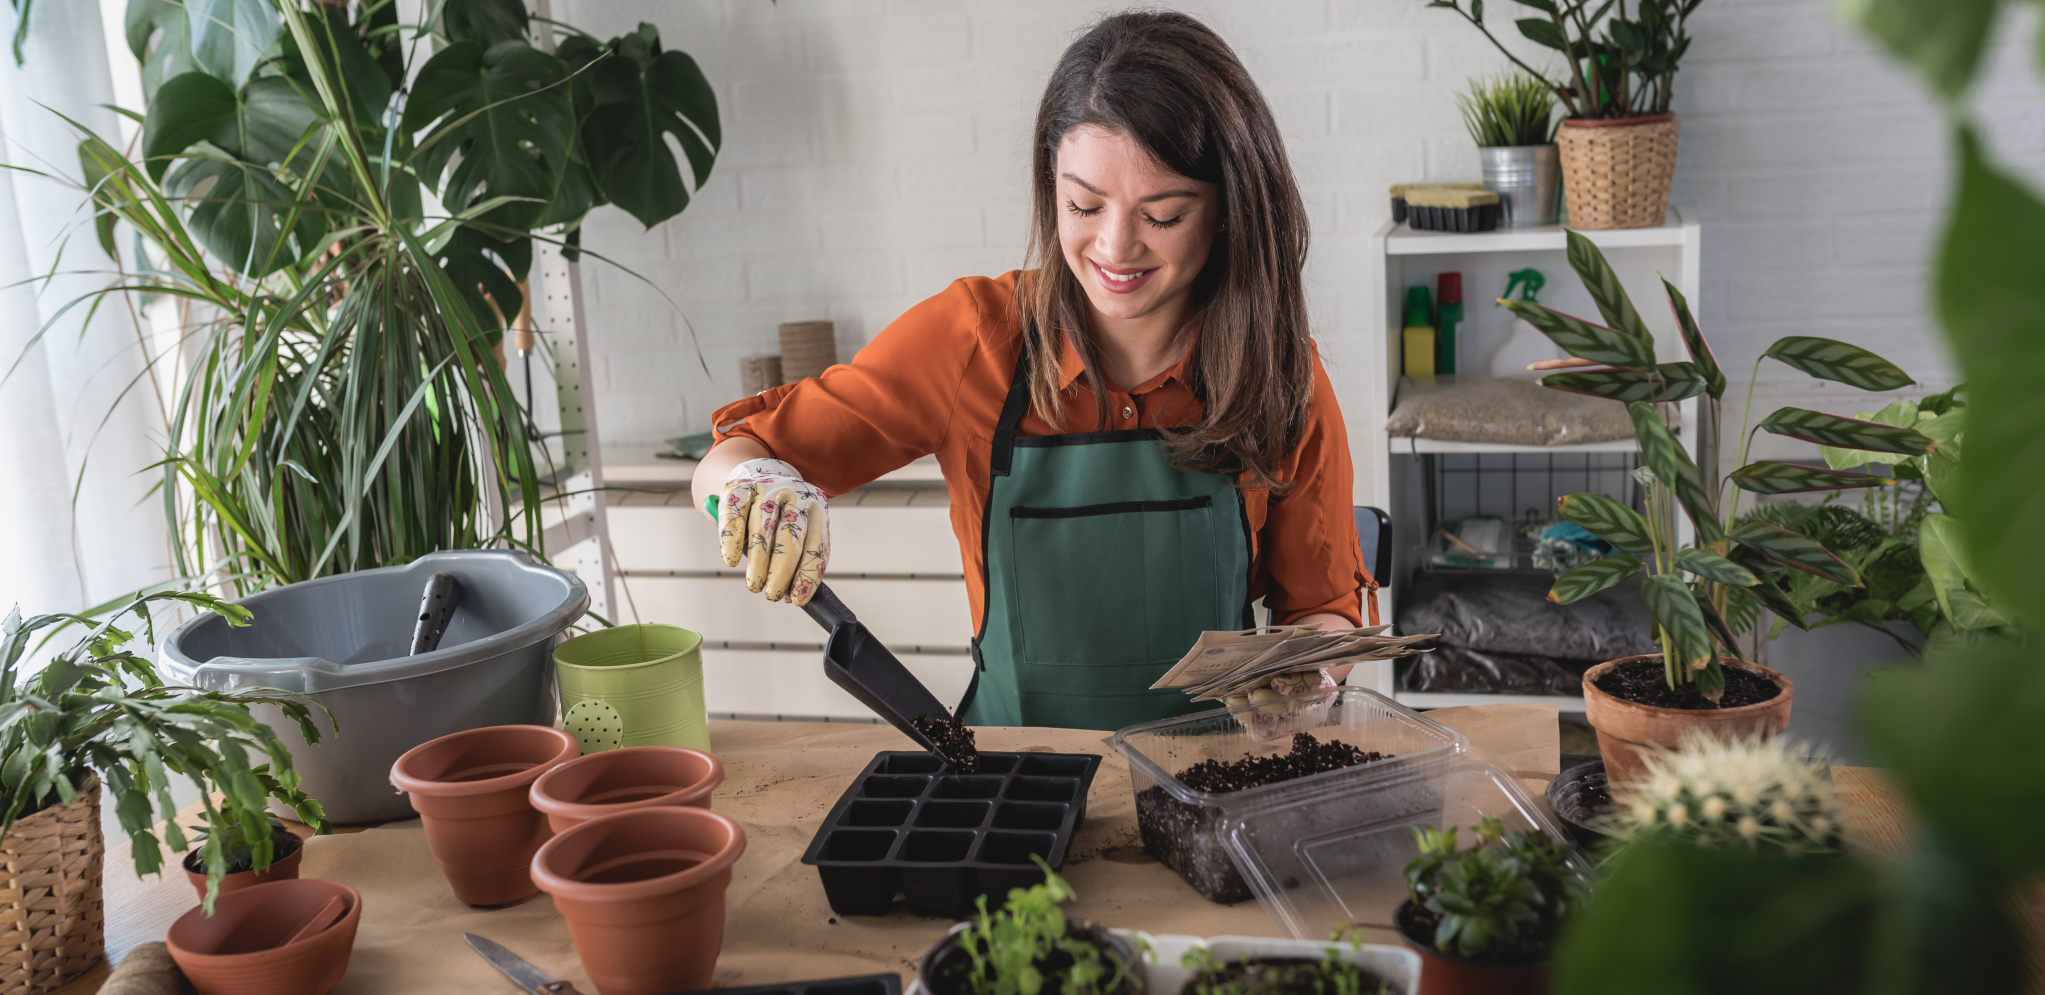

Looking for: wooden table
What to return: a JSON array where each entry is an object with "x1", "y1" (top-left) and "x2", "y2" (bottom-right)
[{"x1": 46, "y1": 722, "x2": 1955, "y2": 994}]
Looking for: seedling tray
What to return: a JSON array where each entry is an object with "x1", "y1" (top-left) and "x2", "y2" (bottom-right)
[
  {"x1": 800, "y1": 750, "x2": 1103, "y2": 917},
  {"x1": 657, "y1": 974, "x2": 901, "y2": 995}
]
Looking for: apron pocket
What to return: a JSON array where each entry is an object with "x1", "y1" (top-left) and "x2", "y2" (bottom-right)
[{"x1": 1004, "y1": 497, "x2": 1221, "y2": 672}]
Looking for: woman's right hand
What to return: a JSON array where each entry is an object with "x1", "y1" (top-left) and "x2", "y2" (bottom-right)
[{"x1": 715, "y1": 458, "x2": 831, "y2": 605}]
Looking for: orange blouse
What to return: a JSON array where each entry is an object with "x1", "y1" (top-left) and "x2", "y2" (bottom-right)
[{"x1": 711, "y1": 271, "x2": 1368, "y2": 634}]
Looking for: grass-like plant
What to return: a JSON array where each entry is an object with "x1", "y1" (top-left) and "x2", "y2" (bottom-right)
[
  {"x1": 0, "y1": 591, "x2": 330, "y2": 913},
  {"x1": 1510, "y1": 231, "x2": 1938, "y2": 698},
  {"x1": 1458, "y1": 71, "x2": 1559, "y2": 147},
  {"x1": 1404, "y1": 815, "x2": 1585, "y2": 964}
]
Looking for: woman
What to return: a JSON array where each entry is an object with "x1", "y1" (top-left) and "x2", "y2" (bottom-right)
[{"x1": 693, "y1": 11, "x2": 1372, "y2": 731}]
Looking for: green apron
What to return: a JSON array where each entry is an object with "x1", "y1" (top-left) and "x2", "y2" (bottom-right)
[{"x1": 958, "y1": 348, "x2": 1254, "y2": 730}]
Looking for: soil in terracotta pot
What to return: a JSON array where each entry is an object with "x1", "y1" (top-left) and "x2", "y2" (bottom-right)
[
  {"x1": 912, "y1": 714, "x2": 982, "y2": 774},
  {"x1": 181, "y1": 827, "x2": 302, "y2": 876},
  {"x1": 1179, "y1": 955, "x2": 1391, "y2": 995},
  {"x1": 926, "y1": 925, "x2": 1137, "y2": 995},
  {"x1": 1595, "y1": 658, "x2": 1781, "y2": 709},
  {"x1": 1137, "y1": 734, "x2": 1390, "y2": 904}
]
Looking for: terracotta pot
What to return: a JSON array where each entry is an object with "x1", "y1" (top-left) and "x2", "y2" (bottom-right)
[
  {"x1": 530, "y1": 746, "x2": 725, "y2": 834},
  {"x1": 1396, "y1": 901, "x2": 1547, "y2": 995},
  {"x1": 183, "y1": 830, "x2": 304, "y2": 901},
  {"x1": 531, "y1": 806, "x2": 746, "y2": 995},
  {"x1": 390, "y1": 724, "x2": 578, "y2": 906},
  {"x1": 1556, "y1": 113, "x2": 1680, "y2": 230},
  {"x1": 166, "y1": 878, "x2": 362, "y2": 995},
  {"x1": 1582, "y1": 655, "x2": 1794, "y2": 786},
  {"x1": 917, "y1": 920, "x2": 1140, "y2": 995}
]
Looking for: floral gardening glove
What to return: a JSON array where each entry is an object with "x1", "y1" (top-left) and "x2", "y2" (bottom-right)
[
  {"x1": 715, "y1": 458, "x2": 829, "y2": 606},
  {"x1": 1226, "y1": 669, "x2": 1340, "y2": 742}
]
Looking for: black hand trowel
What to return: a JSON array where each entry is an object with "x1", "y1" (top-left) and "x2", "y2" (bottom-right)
[{"x1": 799, "y1": 582, "x2": 956, "y2": 762}]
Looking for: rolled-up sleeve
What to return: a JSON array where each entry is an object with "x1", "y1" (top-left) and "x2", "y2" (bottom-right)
[
  {"x1": 711, "y1": 280, "x2": 985, "y2": 497},
  {"x1": 1256, "y1": 355, "x2": 1367, "y2": 627}
]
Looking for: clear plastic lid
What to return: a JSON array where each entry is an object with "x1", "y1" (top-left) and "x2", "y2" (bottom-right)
[
  {"x1": 1218, "y1": 757, "x2": 1587, "y2": 940},
  {"x1": 1104, "y1": 687, "x2": 1470, "y2": 810}
]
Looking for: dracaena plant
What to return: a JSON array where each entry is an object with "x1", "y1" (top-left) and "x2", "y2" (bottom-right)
[
  {"x1": 1506, "y1": 231, "x2": 1936, "y2": 699},
  {"x1": 0, "y1": 591, "x2": 329, "y2": 912},
  {"x1": 20, "y1": 0, "x2": 719, "y2": 597},
  {"x1": 1424, "y1": 0, "x2": 1702, "y2": 120}
]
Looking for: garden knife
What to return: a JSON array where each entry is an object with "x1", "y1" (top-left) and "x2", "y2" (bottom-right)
[{"x1": 464, "y1": 933, "x2": 586, "y2": 995}]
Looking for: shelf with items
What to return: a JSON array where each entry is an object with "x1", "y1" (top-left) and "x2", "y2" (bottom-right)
[{"x1": 1348, "y1": 209, "x2": 1702, "y2": 712}]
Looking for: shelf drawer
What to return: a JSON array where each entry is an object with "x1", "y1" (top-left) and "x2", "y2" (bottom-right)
[
  {"x1": 700, "y1": 647, "x2": 973, "y2": 720},
  {"x1": 619, "y1": 575, "x2": 973, "y2": 649},
  {"x1": 608, "y1": 503, "x2": 963, "y2": 576}
]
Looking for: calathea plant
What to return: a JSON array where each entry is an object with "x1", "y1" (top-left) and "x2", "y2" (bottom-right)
[
  {"x1": 1507, "y1": 231, "x2": 1936, "y2": 698},
  {"x1": 0, "y1": 591, "x2": 329, "y2": 912}
]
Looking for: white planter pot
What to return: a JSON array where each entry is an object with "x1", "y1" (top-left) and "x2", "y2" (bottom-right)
[{"x1": 909, "y1": 929, "x2": 1419, "y2": 995}]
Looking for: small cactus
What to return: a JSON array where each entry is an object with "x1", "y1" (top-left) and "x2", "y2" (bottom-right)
[{"x1": 1605, "y1": 732, "x2": 1845, "y2": 854}]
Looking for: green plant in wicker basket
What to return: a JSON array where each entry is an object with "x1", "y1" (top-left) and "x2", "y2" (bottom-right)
[
  {"x1": 1425, "y1": 0, "x2": 1703, "y2": 120},
  {"x1": 1458, "y1": 71, "x2": 1559, "y2": 147},
  {"x1": 0, "y1": 592, "x2": 330, "y2": 912},
  {"x1": 1514, "y1": 231, "x2": 1936, "y2": 699}
]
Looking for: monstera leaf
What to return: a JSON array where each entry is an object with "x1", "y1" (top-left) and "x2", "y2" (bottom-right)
[
  {"x1": 580, "y1": 24, "x2": 720, "y2": 228},
  {"x1": 435, "y1": 0, "x2": 531, "y2": 48},
  {"x1": 126, "y1": 0, "x2": 201, "y2": 99},
  {"x1": 142, "y1": 72, "x2": 327, "y2": 274},
  {"x1": 185, "y1": 0, "x2": 280, "y2": 88},
  {"x1": 405, "y1": 40, "x2": 574, "y2": 234}
]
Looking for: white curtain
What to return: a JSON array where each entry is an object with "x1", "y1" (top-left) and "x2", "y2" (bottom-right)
[{"x1": 0, "y1": 1, "x2": 172, "y2": 619}]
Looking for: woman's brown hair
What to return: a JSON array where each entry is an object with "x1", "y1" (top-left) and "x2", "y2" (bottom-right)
[{"x1": 1021, "y1": 9, "x2": 1313, "y2": 488}]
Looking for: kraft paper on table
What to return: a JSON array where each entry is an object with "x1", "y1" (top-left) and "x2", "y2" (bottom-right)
[{"x1": 301, "y1": 706, "x2": 1559, "y2": 994}]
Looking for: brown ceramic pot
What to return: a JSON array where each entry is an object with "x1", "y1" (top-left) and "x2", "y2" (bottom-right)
[
  {"x1": 531, "y1": 806, "x2": 746, "y2": 995},
  {"x1": 1396, "y1": 901, "x2": 1547, "y2": 995},
  {"x1": 183, "y1": 830, "x2": 304, "y2": 901},
  {"x1": 1582, "y1": 655, "x2": 1794, "y2": 786},
  {"x1": 390, "y1": 724, "x2": 578, "y2": 906},
  {"x1": 166, "y1": 878, "x2": 362, "y2": 995},
  {"x1": 530, "y1": 746, "x2": 725, "y2": 834}
]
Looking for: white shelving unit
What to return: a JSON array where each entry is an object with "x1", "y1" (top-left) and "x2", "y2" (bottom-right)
[{"x1": 1347, "y1": 208, "x2": 1703, "y2": 714}]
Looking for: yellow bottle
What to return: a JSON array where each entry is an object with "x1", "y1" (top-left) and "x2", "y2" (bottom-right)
[{"x1": 1401, "y1": 286, "x2": 1436, "y2": 377}]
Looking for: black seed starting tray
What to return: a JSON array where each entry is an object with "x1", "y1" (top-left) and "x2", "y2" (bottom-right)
[
  {"x1": 657, "y1": 974, "x2": 901, "y2": 995},
  {"x1": 800, "y1": 750, "x2": 1103, "y2": 918}
]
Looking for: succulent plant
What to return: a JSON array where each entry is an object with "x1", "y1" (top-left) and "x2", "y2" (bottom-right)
[
  {"x1": 1405, "y1": 815, "x2": 1587, "y2": 964},
  {"x1": 1606, "y1": 731, "x2": 1845, "y2": 854}
]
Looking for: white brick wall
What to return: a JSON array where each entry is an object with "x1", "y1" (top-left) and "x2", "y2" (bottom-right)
[{"x1": 555, "y1": 0, "x2": 2045, "y2": 451}]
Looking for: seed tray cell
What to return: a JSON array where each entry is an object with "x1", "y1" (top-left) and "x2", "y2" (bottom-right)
[
  {"x1": 655, "y1": 973, "x2": 903, "y2": 995},
  {"x1": 800, "y1": 750, "x2": 1103, "y2": 918}
]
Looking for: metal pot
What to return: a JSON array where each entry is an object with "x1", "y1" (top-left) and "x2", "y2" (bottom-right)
[{"x1": 1478, "y1": 145, "x2": 1561, "y2": 228}]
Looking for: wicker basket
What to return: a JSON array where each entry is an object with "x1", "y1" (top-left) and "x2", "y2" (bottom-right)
[
  {"x1": 0, "y1": 776, "x2": 104, "y2": 994},
  {"x1": 1557, "y1": 114, "x2": 1681, "y2": 230}
]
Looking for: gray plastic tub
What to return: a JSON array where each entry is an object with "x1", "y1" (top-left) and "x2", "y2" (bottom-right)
[{"x1": 160, "y1": 550, "x2": 588, "y2": 823}]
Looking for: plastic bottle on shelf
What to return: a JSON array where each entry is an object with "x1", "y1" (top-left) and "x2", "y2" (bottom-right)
[
  {"x1": 1401, "y1": 286, "x2": 1436, "y2": 377},
  {"x1": 1484, "y1": 268, "x2": 1561, "y2": 377},
  {"x1": 1436, "y1": 272, "x2": 1462, "y2": 374}
]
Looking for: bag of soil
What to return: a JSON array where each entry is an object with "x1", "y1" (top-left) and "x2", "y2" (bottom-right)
[
  {"x1": 1396, "y1": 571, "x2": 1655, "y2": 694},
  {"x1": 1385, "y1": 375, "x2": 1645, "y2": 447}
]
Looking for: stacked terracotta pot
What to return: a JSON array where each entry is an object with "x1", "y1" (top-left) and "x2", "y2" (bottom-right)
[{"x1": 391, "y1": 727, "x2": 739, "y2": 995}]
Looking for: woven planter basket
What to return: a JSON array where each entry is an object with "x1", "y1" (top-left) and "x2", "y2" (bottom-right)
[
  {"x1": 0, "y1": 775, "x2": 103, "y2": 994},
  {"x1": 1557, "y1": 114, "x2": 1681, "y2": 230}
]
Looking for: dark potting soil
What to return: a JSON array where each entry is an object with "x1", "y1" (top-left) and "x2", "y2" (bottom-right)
[
  {"x1": 1179, "y1": 957, "x2": 1390, "y2": 995},
  {"x1": 1594, "y1": 658, "x2": 1783, "y2": 710},
  {"x1": 1138, "y1": 734, "x2": 1390, "y2": 904},
  {"x1": 911, "y1": 714, "x2": 981, "y2": 774},
  {"x1": 180, "y1": 827, "x2": 302, "y2": 876}
]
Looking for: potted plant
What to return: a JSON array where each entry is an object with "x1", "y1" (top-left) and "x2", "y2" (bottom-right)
[
  {"x1": 1174, "y1": 931, "x2": 1399, "y2": 995},
  {"x1": 1427, "y1": 0, "x2": 1702, "y2": 229},
  {"x1": 916, "y1": 858, "x2": 1144, "y2": 995},
  {"x1": 1397, "y1": 815, "x2": 1585, "y2": 995},
  {"x1": 1459, "y1": 71, "x2": 1560, "y2": 228},
  {"x1": 180, "y1": 809, "x2": 304, "y2": 900},
  {"x1": 1511, "y1": 231, "x2": 1935, "y2": 783},
  {"x1": 1602, "y1": 731, "x2": 1845, "y2": 854},
  {"x1": 0, "y1": 591, "x2": 328, "y2": 991}
]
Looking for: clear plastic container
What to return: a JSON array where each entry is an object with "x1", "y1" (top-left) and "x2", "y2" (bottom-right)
[
  {"x1": 1219, "y1": 758, "x2": 1587, "y2": 940},
  {"x1": 1102, "y1": 688, "x2": 1467, "y2": 904}
]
